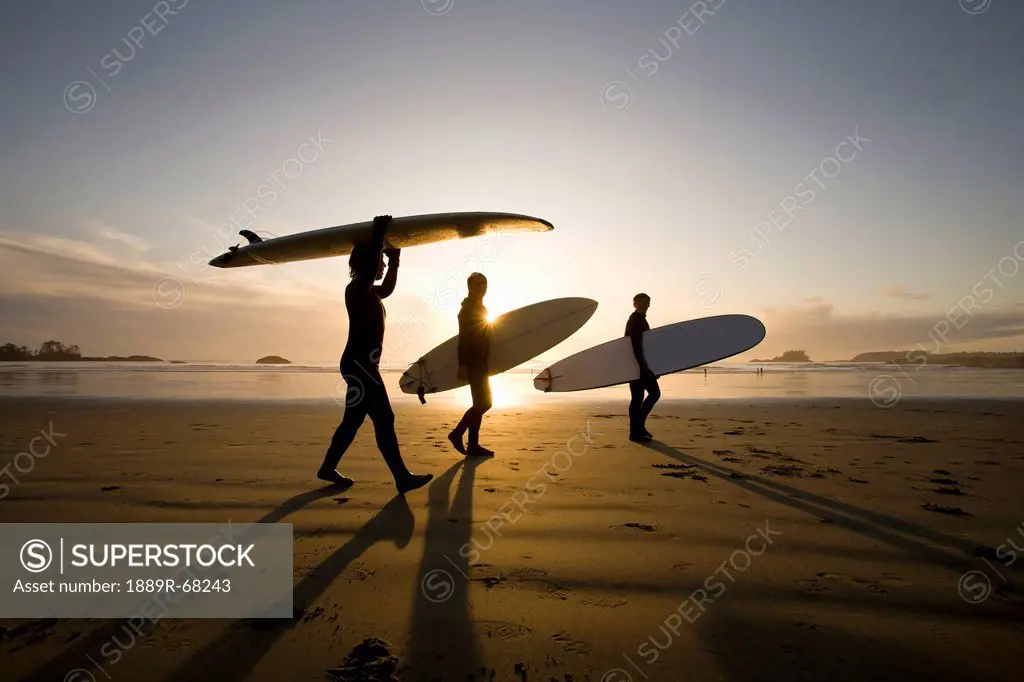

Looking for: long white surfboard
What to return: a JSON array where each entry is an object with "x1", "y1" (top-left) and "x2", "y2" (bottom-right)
[
  {"x1": 208, "y1": 212, "x2": 552, "y2": 268},
  {"x1": 400, "y1": 297, "x2": 598, "y2": 396},
  {"x1": 534, "y1": 314, "x2": 766, "y2": 392}
]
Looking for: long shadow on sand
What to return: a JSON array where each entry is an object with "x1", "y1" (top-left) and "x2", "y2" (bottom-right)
[
  {"x1": 158, "y1": 493, "x2": 416, "y2": 682},
  {"x1": 405, "y1": 457, "x2": 485, "y2": 680},
  {"x1": 646, "y1": 441, "x2": 1023, "y2": 592},
  {"x1": 16, "y1": 484, "x2": 388, "y2": 682}
]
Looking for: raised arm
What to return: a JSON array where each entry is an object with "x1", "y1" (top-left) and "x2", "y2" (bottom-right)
[
  {"x1": 360, "y1": 214, "x2": 392, "y2": 296},
  {"x1": 374, "y1": 247, "x2": 400, "y2": 299}
]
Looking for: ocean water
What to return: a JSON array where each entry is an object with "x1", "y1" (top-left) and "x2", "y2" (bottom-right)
[{"x1": 1, "y1": 362, "x2": 1022, "y2": 406}]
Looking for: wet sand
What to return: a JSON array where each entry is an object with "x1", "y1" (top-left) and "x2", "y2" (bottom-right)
[{"x1": 1, "y1": 397, "x2": 1023, "y2": 681}]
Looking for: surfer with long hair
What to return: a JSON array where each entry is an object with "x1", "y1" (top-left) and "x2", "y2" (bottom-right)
[
  {"x1": 448, "y1": 272, "x2": 494, "y2": 457},
  {"x1": 318, "y1": 215, "x2": 433, "y2": 494},
  {"x1": 626, "y1": 292, "x2": 660, "y2": 442}
]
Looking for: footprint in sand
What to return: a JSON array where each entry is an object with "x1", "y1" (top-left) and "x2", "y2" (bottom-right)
[
  {"x1": 672, "y1": 562, "x2": 695, "y2": 573},
  {"x1": 552, "y1": 631, "x2": 589, "y2": 655},
  {"x1": 762, "y1": 465, "x2": 806, "y2": 478},
  {"x1": 509, "y1": 567, "x2": 549, "y2": 580},
  {"x1": 921, "y1": 503, "x2": 972, "y2": 516},
  {"x1": 539, "y1": 583, "x2": 571, "y2": 600},
  {"x1": 613, "y1": 522, "x2": 658, "y2": 532},
  {"x1": 473, "y1": 621, "x2": 533, "y2": 641},
  {"x1": 713, "y1": 449, "x2": 735, "y2": 455},
  {"x1": 793, "y1": 616, "x2": 819, "y2": 630},
  {"x1": 662, "y1": 471, "x2": 708, "y2": 481},
  {"x1": 579, "y1": 596, "x2": 628, "y2": 608},
  {"x1": 814, "y1": 572, "x2": 894, "y2": 595},
  {"x1": 795, "y1": 577, "x2": 832, "y2": 594}
]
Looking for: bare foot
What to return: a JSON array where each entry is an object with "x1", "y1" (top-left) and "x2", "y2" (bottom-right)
[{"x1": 467, "y1": 444, "x2": 494, "y2": 458}]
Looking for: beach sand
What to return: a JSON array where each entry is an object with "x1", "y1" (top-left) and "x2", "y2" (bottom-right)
[{"x1": 1, "y1": 397, "x2": 1023, "y2": 681}]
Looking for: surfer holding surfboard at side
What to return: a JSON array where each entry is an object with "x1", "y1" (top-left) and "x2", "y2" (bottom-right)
[
  {"x1": 318, "y1": 215, "x2": 433, "y2": 495},
  {"x1": 448, "y1": 273, "x2": 495, "y2": 457},
  {"x1": 626, "y1": 293, "x2": 660, "y2": 443}
]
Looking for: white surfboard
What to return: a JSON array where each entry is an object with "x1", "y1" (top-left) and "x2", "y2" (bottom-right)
[
  {"x1": 208, "y1": 212, "x2": 552, "y2": 268},
  {"x1": 400, "y1": 297, "x2": 598, "y2": 396},
  {"x1": 533, "y1": 314, "x2": 766, "y2": 392}
]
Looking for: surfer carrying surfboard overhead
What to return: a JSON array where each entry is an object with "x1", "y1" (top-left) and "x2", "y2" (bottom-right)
[
  {"x1": 448, "y1": 272, "x2": 494, "y2": 457},
  {"x1": 626, "y1": 293, "x2": 660, "y2": 443},
  {"x1": 318, "y1": 215, "x2": 433, "y2": 494}
]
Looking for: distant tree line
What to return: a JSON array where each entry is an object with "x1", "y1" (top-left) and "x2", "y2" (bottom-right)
[{"x1": 0, "y1": 341, "x2": 82, "y2": 361}]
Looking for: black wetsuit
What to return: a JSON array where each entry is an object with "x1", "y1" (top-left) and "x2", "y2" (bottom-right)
[
  {"x1": 626, "y1": 311, "x2": 660, "y2": 434},
  {"x1": 323, "y1": 233, "x2": 410, "y2": 480},
  {"x1": 452, "y1": 297, "x2": 492, "y2": 447}
]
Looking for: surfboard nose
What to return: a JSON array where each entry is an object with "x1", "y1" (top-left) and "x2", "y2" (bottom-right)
[{"x1": 209, "y1": 250, "x2": 243, "y2": 268}]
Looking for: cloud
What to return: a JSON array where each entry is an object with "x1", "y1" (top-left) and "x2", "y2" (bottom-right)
[
  {"x1": 84, "y1": 221, "x2": 152, "y2": 252},
  {"x1": 0, "y1": 232, "x2": 448, "y2": 362},
  {"x1": 882, "y1": 285, "x2": 931, "y2": 301}
]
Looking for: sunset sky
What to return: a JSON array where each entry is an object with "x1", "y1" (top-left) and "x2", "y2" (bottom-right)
[{"x1": 1, "y1": 0, "x2": 1022, "y2": 364}]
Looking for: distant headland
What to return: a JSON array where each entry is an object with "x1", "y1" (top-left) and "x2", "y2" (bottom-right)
[
  {"x1": 751, "y1": 350, "x2": 811, "y2": 363},
  {"x1": 0, "y1": 342, "x2": 162, "y2": 363},
  {"x1": 849, "y1": 351, "x2": 1024, "y2": 369},
  {"x1": 256, "y1": 355, "x2": 292, "y2": 365}
]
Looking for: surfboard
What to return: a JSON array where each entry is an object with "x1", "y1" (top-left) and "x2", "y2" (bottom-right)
[
  {"x1": 399, "y1": 297, "x2": 598, "y2": 397},
  {"x1": 208, "y1": 212, "x2": 553, "y2": 268},
  {"x1": 533, "y1": 314, "x2": 766, "y2": 392}
]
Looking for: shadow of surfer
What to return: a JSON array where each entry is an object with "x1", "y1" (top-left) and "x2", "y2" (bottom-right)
[
  {"x1": 406, "y1": 457, "x2": 485, "y2": 679},
  {"x1": 318, "y1": 214, "x2": 432, "y2": 495},
  {"x1": 643, "y1": 439, "x2": 1024, "y2": 600},
  {"x1": 158, "y1": 493, "x2": 417, "y2": 682},
  {"x1": 16, "y1": 483, "x2": 375, "y2": 682}
]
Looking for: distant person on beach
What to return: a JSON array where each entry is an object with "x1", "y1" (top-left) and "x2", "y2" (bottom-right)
[
  {"x1": 626, "y1": 293, "x2": 660, "y2": 442},
  {"x1": 318, "y1": 215, "x2": 432, "y2": 494},
  {"x1": 449, "y1": 272, "x2": 494, "y2": 457}
]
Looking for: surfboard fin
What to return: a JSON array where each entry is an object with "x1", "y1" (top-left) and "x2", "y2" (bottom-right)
[
  {"x1": 416, "y1": 386, "x2": 426, "y2": 405},
  {"x1": 239, "y1": 230, "x2": 263, "y2": 244}
]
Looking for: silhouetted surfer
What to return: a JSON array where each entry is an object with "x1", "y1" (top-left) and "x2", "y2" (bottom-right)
[
  {"x1": 448, "y1": 273, "x2": 494, "y2": 457},
  {"x1": 318, "y1": 215, "x2": 432, "y2": 494},
  {"x1": 626, "y1": 293, "x2": 660, "y2": 442}
]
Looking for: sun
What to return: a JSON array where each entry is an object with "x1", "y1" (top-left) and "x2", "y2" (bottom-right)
[{"x1": 483, "y1": 287, "x2": 521, "y2": 324}]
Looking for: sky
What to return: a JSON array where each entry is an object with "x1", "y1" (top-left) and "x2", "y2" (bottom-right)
[{"x1": 1, "y1": 0, "x2": 1022, "y2": 363}]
